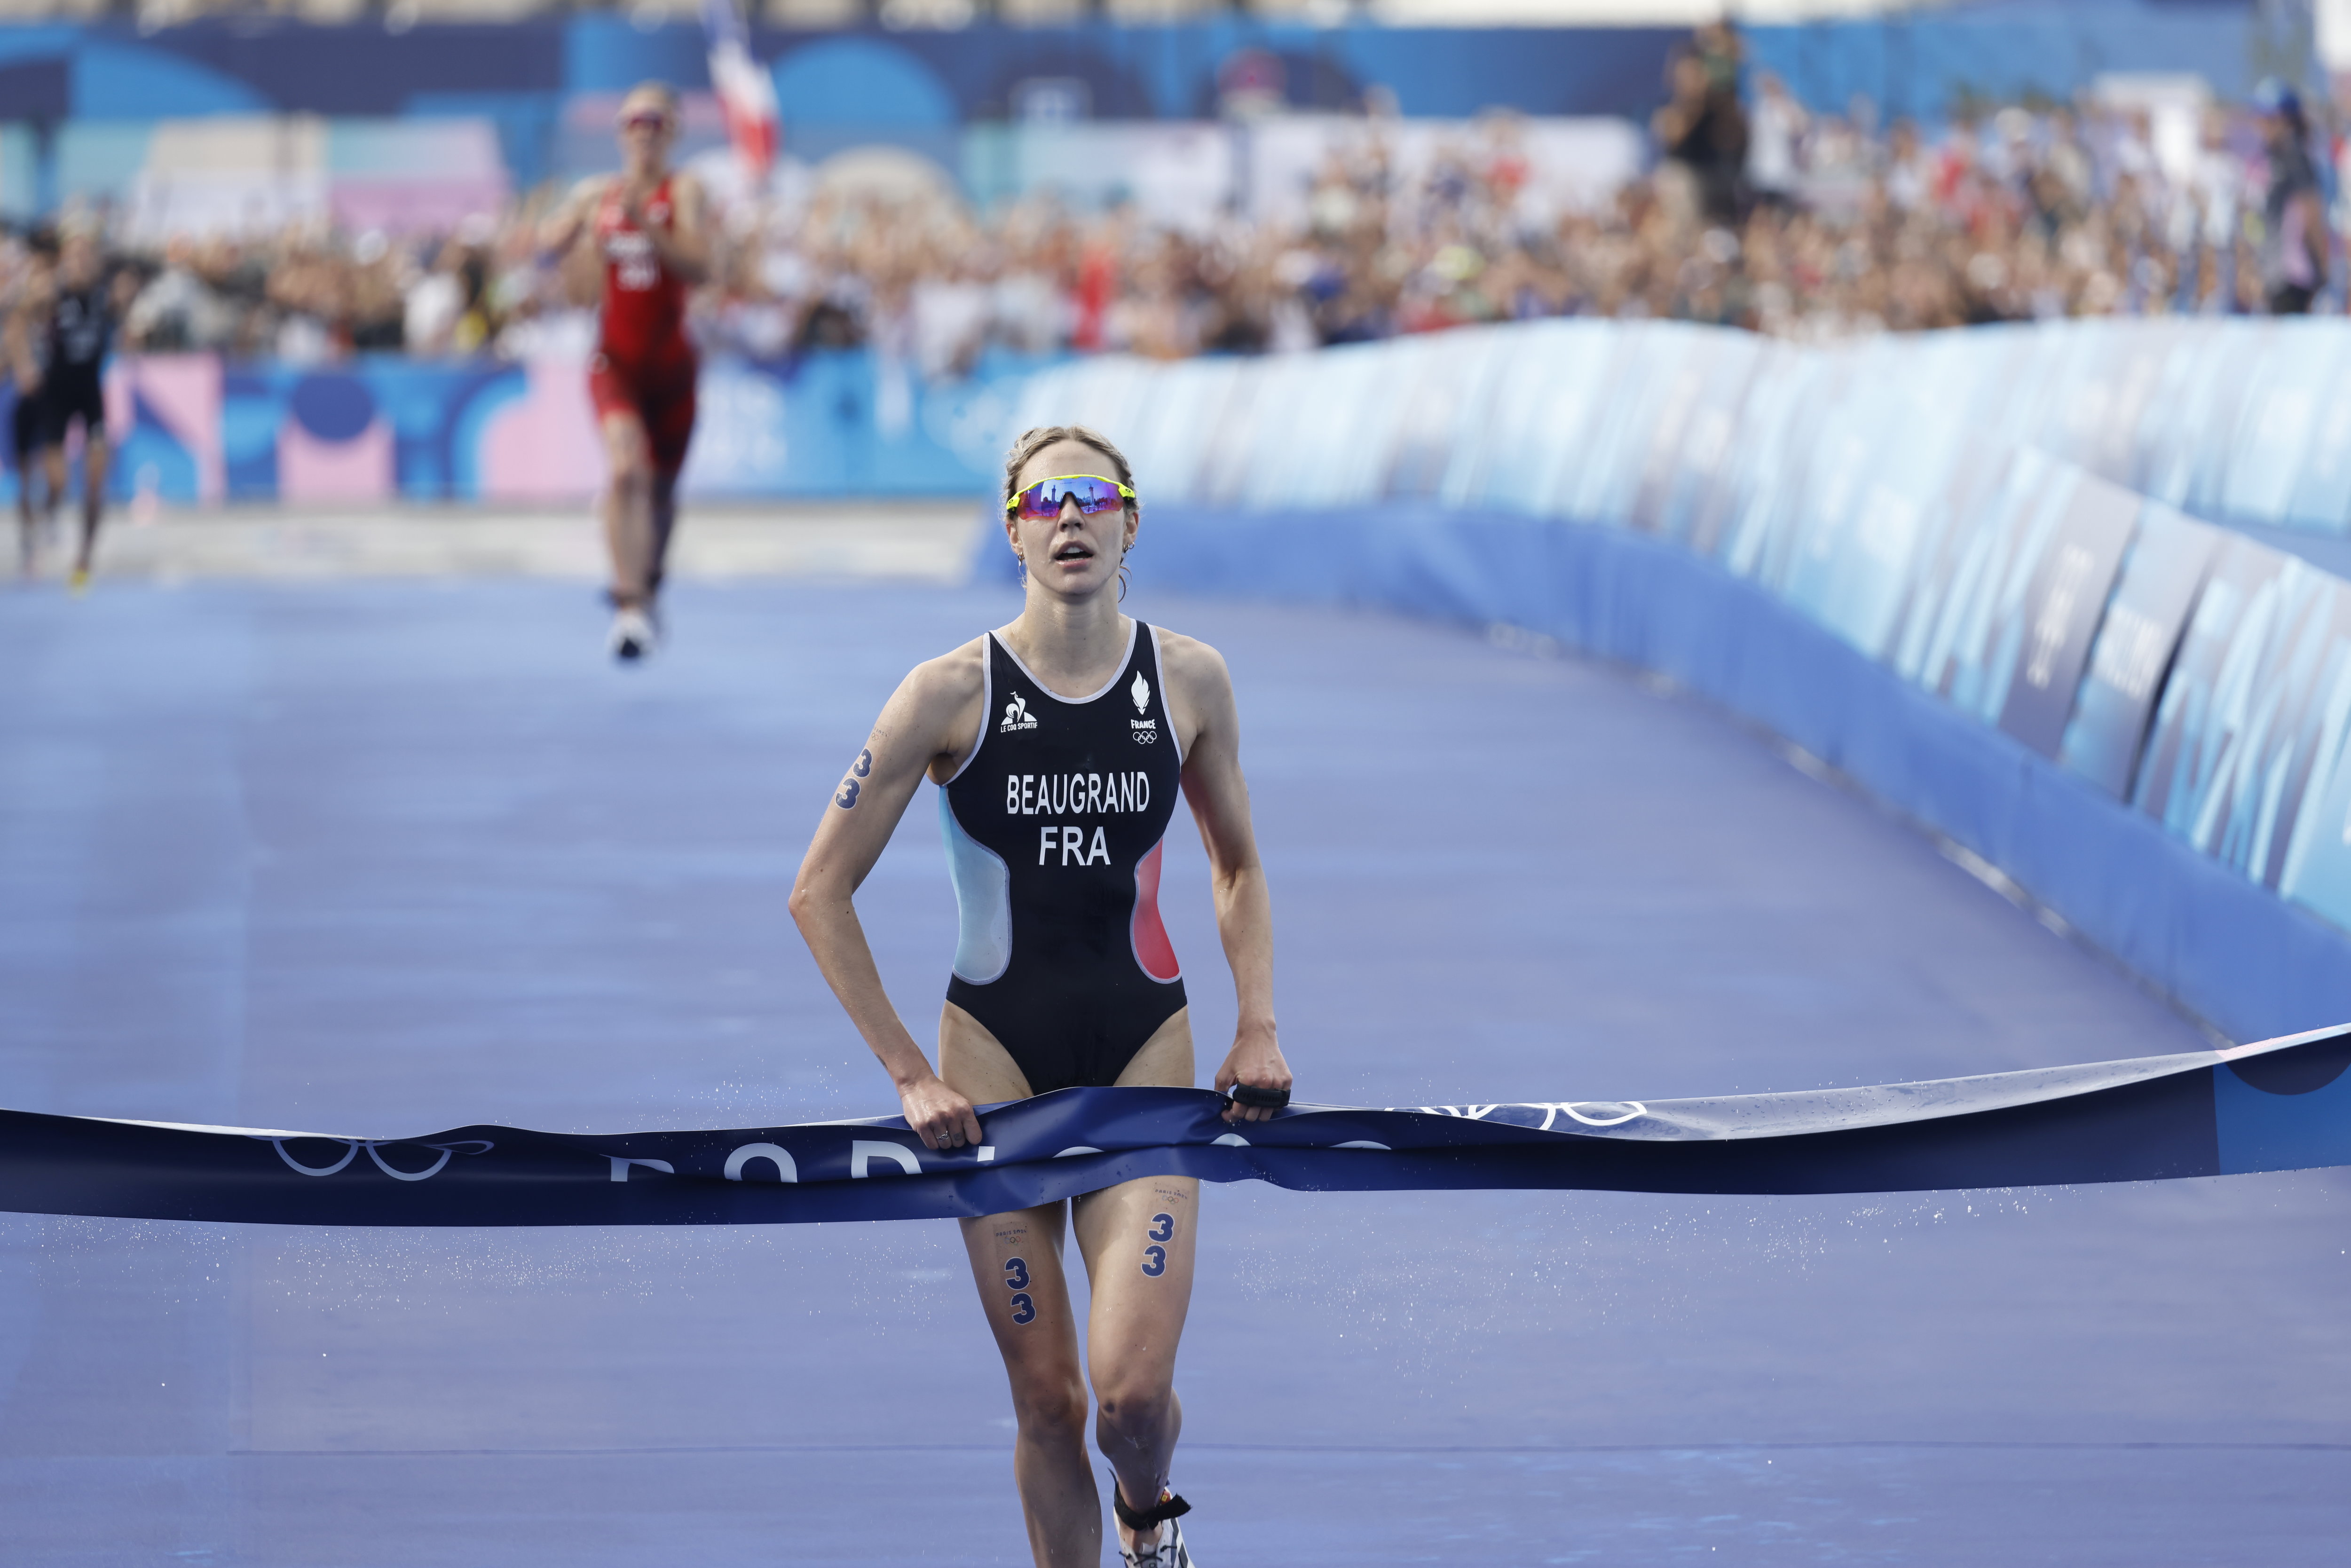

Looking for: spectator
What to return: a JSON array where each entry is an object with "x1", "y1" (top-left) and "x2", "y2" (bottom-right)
[
  {"x1": 2254, "y1": 78, "x2": 2327, "y2": 315},
  {"x1": 79, "y1": 61, "x2": 2341, "y2": 372},
  {"x1": 1746, "y1": 72, "x2": 1807, "y2": 212}
]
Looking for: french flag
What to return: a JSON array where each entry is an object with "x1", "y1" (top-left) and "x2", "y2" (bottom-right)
[{"x1": 702, "y1": 0, "x2": 779, "y2": 180}]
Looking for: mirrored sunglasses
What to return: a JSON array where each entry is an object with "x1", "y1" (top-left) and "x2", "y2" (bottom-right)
[
  {"x1": 1007, "y1": 473, "x2": 1136, "y2": 521},
  {"x1": 619, "y1": 111, "x2": 672, "y2": 133}
]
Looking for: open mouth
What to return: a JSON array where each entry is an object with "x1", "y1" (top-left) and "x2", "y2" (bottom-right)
[{"x1": 1051, "y1": 542, "x2": 1095, "y2": 563}]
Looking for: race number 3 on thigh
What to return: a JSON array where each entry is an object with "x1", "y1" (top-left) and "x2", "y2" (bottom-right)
[
  {"x1": 1079, "y1": 1178, "x2": 1199, "y2": 1347},
  {"x1": 962, "y1": 1204, "x2": 1078, "y2": 1353}
]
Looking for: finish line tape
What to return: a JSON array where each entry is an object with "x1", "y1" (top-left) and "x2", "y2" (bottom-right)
[{"x1": 5, "y1": 1025, "x2": 2346, "y2": 1227}]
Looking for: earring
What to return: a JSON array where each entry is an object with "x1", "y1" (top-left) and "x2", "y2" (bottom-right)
[{"x1": 1015, "y1": 552, "x2": 1028, "y2": 588}]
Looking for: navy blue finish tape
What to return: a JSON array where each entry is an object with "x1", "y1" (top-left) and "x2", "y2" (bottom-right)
[{"x1": 4, "y1": 1026, "x2": 2345, "y2": 1227}]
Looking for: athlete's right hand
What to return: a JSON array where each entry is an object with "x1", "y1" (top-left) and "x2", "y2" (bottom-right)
[{"x1": 900, "y1": 1073, "x2": 984, "y2": 1154}]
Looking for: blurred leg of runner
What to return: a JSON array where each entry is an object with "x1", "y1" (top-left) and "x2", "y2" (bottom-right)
[
  {"x1": 72, "y1": 425, "x2": 108, "y2": 587},
  {"x1": 647, "y1": 473, "x2": 679, "y2": 602},
  {"x1": 597, "y1": 405, "x2": 656, "y2": 660},
  {"x1": 12, "y1": 396, "x2": 43, "y2": 576},
  {"x1": 39, "y1": 440, "x2": 67, "y2": 577},
  {"x1": 639, "y1": 364, "x2": 694, "y2": 613}
]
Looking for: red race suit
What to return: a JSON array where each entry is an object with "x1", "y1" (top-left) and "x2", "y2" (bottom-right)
[{"x1": 588, "y1": 175, "x2": 698, "y2": 477}]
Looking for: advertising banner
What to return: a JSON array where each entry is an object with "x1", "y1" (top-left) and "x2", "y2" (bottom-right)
[
  {"x1": 1685, "y1": 339, "x2": 1801, "y2": 562},
  {"x1": 1900, "y1": 446, "x2": 2080, "y2": 723},
  {"x1": 2133, "y1": 539, "x2": 2351, "y2": 886},
  {"x1": 2218, "y1": 326, "x2": 2351, "y2": 528},
  {"x1": 1775, "y1": 381, "x2": 1981, "y2": 661},
  {"x1": 1627, "y1": 329, "x2": 1763, "y2": 545},
  {"x1": 1709, "y1": 346, "x2": 1836, "y2": 578},
  {"x1": 2277, "y1": 650, "x2": 2351, "y2": 932},
  {"x1": 2285, "y1": 344, "x2": 2351, "y2": 534},
  {"x1": 2078, "y1": 321, "x2": 2186, "y2": 490},
  {"x1": 1883, "y1": 433, "x2": 2016, "y2": 685},
  {"x1": 1113, "y1": 356, "x2": 1248, "y2": 510},
  {"x1": 1995, "y1": 471, "x2": 2139, "y2": 759},
  {"x1": 2140, "y1": 323, "x2": 2275, "y2": 521},
  {"x1": 1521, "y1": 323, "x2": 1642, "y2": 521},
  {"x1": 1385, "y1": 329, "x2": 1514, "y2": 502},
  {"x1": 2056, "y1": 501, "x2": 2220, "y2": 797},
  {"x1": 1557, "y1": 322, "x2": 1702, "y2": 527}
]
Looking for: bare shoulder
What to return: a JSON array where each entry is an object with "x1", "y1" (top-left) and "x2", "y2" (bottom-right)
[
  {"x1": 895, "y1": 633, "x2": 991, "y2": 734},
  {"x1": 899, "y1": 635, "x2": 991, "y2": 779},
  {"x1": 903, "y1": 633, "x2": 989, "y2": 708},
  {"x1": 1150, "y1": 626, "x2": 1235, "y2": 705},
  {"x1": 669, "y1": 170, "x2": 708, "y2": 207}
]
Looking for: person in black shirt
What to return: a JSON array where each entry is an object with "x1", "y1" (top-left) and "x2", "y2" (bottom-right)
[
  {"x1": 2253, "y1": 79, "x2": 2329, "y2": 315},
  {"x1": 1652, "y1": 26, "x2": 1751, "y2": 225},
  {"x1": 4, "y1": 239, "x2": 55, "y2": 576},
  {"x1": 32, "y1": 228, "x2": 135, "y2": 591}
]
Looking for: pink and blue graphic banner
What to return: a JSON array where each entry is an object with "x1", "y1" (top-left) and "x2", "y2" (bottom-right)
[{"x1": 0, "y1": 348, "x2": 1040, "y2": 505}]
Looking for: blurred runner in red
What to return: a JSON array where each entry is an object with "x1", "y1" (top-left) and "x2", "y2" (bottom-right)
[{"x1": 542, "y1": 81, "x2": 710, "y2": 661}]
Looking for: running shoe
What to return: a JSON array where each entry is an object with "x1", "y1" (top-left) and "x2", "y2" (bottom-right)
[
  {"x1": 1119, "y1": 1515, "x2": 1192, "y2": 1568},
  {"x1": 1116, "y1": 1488, "x2": 1194, "y2": 1568},
  {"x1": 67, "y1": 566, "x2": 90, "y2": 595},
  {"x1": 607, "y1": 606, "x2": 655, "y2": 662}
]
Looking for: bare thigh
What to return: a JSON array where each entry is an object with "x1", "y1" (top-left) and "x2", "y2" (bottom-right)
[
  {"x1": 944, "y1": 1003, "x2": 1199, "y2": 1388},
  {"x1": 1079, "y1": 1013, "x2": 1199, "y2": 1390},
  {"x1": 599, "y1": 410, "x2": 650, "y2": 487},
  {"x1": 959, "y1": 1200, "x2": 1083, "y2": 1403},
  {"x1": 1073, "y1": 1171, "x2": 1199, "y2": 1391}
]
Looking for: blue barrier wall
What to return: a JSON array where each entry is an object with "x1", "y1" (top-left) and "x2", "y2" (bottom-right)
[{"x1": 1005, "y1": 319, "x2": 2351, "y2": 1046}]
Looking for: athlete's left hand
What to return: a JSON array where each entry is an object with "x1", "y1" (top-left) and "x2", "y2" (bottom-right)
[{"x1": 1215, "y1": 1021, "x2": 1291, "y2": 1122}]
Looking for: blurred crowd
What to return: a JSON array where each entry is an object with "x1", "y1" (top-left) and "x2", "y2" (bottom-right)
[{"x1": 4, "y1": 26, "x2": 2343, "y2": 372}]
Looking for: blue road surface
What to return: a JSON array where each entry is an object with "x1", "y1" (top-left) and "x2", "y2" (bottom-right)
[{"x1": 1, "y1": 578, "x2": 2346, "y2": 1565}]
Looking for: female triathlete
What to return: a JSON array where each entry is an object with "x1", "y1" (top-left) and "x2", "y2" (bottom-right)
[
  {"x1": 791, "y1": 425, "x2": 1292, "y2": 1568},
  {"x1": 539, "y1": 80, "x2": 710, "y2": 661}
]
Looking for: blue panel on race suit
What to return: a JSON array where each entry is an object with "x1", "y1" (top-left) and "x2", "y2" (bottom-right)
[{"x1": 1, "y1": 1026, "x2": 2343, "y2": 1227}]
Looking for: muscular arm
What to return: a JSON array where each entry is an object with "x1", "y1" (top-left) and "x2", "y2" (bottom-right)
[
  {"x1": 789, "y1": 644, "x2": 988, "y2": 1148},
  {"x1": 1163, "y1": 631, "x2": 1293, "y2": 1120},
  {"x1": 638, "y1": 174, "x2": 712, "y2": 286}
]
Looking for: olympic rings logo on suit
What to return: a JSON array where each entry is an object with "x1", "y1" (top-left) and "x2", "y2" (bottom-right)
[{"x1": 251, "y1": 1136, "x2": 496, "y2": 1182}]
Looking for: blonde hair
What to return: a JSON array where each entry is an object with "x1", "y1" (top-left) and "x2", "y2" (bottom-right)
[
  {"x1": 623, "y1": 81, "x2": 680, "y2": 118},
  {"x1": 1002, "y1": 425, "x2": 1137, "y2": 519}
]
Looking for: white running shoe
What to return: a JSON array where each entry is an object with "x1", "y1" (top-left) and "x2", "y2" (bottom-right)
[
  {"x1": 1116, "y1": 1486, "x2": 1195, "y2": 1568},
  {"x1": 1119, "y1": 1514, "x2": 1192, "y2": 1568},
  {"x1": 607, "y1": 606, "x2": 655, "y2": 662}
]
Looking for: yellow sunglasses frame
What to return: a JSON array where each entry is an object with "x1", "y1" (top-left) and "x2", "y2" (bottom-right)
[{"x1": 1004, "y1": 473, "x2": 1138, "y2": 518}]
